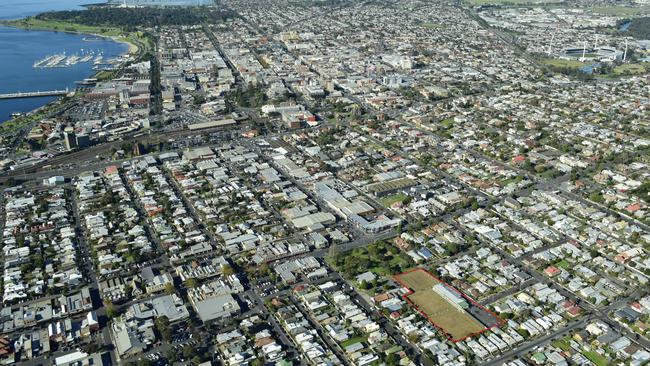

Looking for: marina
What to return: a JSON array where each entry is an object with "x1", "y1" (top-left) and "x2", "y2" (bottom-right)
[{"x1": 33, "y1": 50, "x2": 108, "y2": 68}]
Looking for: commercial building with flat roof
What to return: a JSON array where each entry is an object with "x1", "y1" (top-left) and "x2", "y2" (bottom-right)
[
  {"x1": 54, "y1": 351, "x2": 106, "y2": 366},
  {"x1": 192, "y1": 294, "x2": 241, "y2": 323},
  {"x1": 187, "y1": 119, "x2": 236, "y2": 131}
]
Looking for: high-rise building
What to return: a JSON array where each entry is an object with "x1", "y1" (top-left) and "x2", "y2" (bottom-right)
[{"x1": 63, "y1": 131, "x2": 77, "y2": 151}]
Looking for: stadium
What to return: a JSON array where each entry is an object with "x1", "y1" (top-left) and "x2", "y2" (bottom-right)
[{"x1": 559, "y1": 46, "x2": 624, "y2": 62}]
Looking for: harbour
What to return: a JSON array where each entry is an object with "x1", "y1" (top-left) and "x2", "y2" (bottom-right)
[
  {"x1": 0, "y1": 24, "x2": 127, "y2": 122},
  {"x1": 0, "y1": 0, "x2": 129, "y2": 123}
]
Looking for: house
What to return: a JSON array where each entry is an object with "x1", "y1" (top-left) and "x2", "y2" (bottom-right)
[
  {"x1": 356, "y1": 272, "x2": 376, "y2": 285},
  {"x1": 543, "y1": 266, "x2": 561, "y2": 277}
]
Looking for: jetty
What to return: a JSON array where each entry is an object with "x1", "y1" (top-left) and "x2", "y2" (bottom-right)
[{"x1": 0, "y1": 89, "x2": 69, "y2": 100}]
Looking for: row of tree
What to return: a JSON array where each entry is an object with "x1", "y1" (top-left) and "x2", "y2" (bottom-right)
[{"x1": 35, "y1": 7, "x2": 237, "y2": 29}]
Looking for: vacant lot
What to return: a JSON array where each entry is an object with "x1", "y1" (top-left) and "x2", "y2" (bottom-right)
[
  {"x1": 395, "y1": 269, "x2": 487, "y2": 340},
  {"x1": 379, "y1": 193, "x2": 409, "y2": 207},
  {"x1": 397, "y1": 269, "x2": 439, "y2": 290},
  {"x1": 613, "y1": 64, "x2": 647, "y2": 75},
  {"x1": 542, "y1": 58, "x2": 587, "y2": 69}
]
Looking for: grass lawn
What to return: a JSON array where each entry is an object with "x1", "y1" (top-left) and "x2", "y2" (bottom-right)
[
  {"x1": 380, "y1": 193, "x2": 408, "y2": 207},
  {"x1": 542, "y1": 58, "x2": 587, "y2": 69},
  {"x1": 95, "y1": 70, "x2": 116, "y2": 81},
  {"x1": 408, "y1": 290, "x2": 487, "y2": 340},
  {"x1": 4, "y1": 18, "x2": 149, "y2": 56},
  {"x1": 588, "y1": 5, "x2": 650, "y2": 16},
  {"x1": 385, "y1": 345, "x2": 403, "y2": 354},
  {"x1": 502, "y1": 176, "x2": 524, "y2": 185},
  {"x1": 0, "y1": 97, "x2": 73, "y2": 132},
  {"x1": 395, "y1": 269, "x2": 487, "y2": 340},
  {"x1": 552, "y1": 338, "x2": 571, "y2": 351},
  {"x1": 0, "y1": 114, "x2": 38, "y2": 132},
  {"x1": 329, "y1": 240, "x2": 414, "y2": 280},
  {"x1": 555, "y1": 259, "x2": 571, "y2": 269},
  {"x1": 118, "y1": 34, "x2": 144, "y2": 55},
  {"x1": 341, "y1": 335, "x2": 368, "y2": 348},
  {"x1": 440, "y1": 118, "x2": 454, "y2": 129},
  {"x1": 422, "y1": 23, "x2": 443, "y2": 29},
  {"x1": 369, "y1": 265, "x2": 389, "y2": 276},
  {"x1": 6, "y1": 18, "x2": 122, "y2": 36},
  {"x1": 583, "y1": 351, "x2": 608, "y2": 366},
  {"x1": 397, "y1": 269, "x2": 440, "y2": 291},
  {"x1": 613, "y1": 64, "x2": 647, "y2": 75},
  {"x1": 368, "y1": 254, "x2": 411, "y2": 275}
]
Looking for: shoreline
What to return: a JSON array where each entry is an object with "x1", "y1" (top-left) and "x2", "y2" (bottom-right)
[
  {"x1": 0, "y1": 20, "x2": 138, "y2": 57},
  {"x1": 0, "y1": 20, "x2": 134, "y2": 126}
]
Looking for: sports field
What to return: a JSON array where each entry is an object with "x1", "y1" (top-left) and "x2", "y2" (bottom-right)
[{"x1": 395, "y1": 269, "x2": 489, "y2": 341}]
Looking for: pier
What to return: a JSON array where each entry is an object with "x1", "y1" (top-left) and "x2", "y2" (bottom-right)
[{"x1": 0, "y1": 89, "x2": 69, "y2": 100}]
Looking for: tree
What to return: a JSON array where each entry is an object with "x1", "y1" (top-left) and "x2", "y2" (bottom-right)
[
  {"x1": 35, "y1": 7, "x2": 236, "y2": 28},
  {"x1": 185, "y1": 278, "x2": 199, "y2": 288},
  {"x1": 250, "y1": 358, "x2": 264, "y2": 366},
  {"x1": 164, "y1": 283, "x2": 175, "y2": 295},
  {"x1": 420, "y1": 153, "x2": 433, "y2": 166},
  {"x1": 589, "y1": 192, "x2": 604, "y2": 204},
  {"x1": 221, "y1": 264, "x2": 235, "y2": 276},
  {"x1": 124, "y1": 284, "x2": 134, "y2": 298},
  {"x1": 137, "y1": 359, "x2": 152, "y2": 366},
  {"x1": 517, "y1": 328, "x2": 530, "y2": 338},
  {"x1": 192, "y1": 93, "x2": 206, "y2": 106},
  {"x1": 155, "y1": 315, "x2": 172, "y2": 342},
  {"x1": 386, "y1": 353, "x2": 400, "y2": 366},
  {"x1": 368, "y1": 242, "x2": 386, "y2": 257},
  {"x1": 85, "y1": 341, "x2": 100, "y2": 354},
  {"x1": 258, "y1": 262, "x2": 270, "y2": 276},
  {"x1": 359, "y1": 280, "x2": 371, "y2": 290},
  {"x1": 444, "y1": 242, "x2": 459, "y2": 255},
  {"x1": 166, "y1": 349, "x2": 177, "y2": 363},
  {"x1": 327, "y1": 244, "x2": 339, "y2": 262},
  {"x1": 182, "y1": 344, "x2": 194, "y2": 359},
  {"x1": 105, "y1": 301, "x2": 118, "y2": 319}
]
